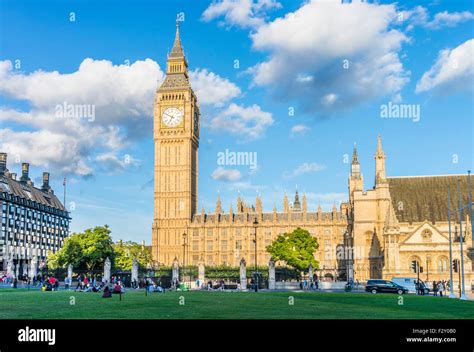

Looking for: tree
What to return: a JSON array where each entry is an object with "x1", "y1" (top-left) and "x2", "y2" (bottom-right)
[
  {"x1": 113, "y1": 241, "x2": 153, "y2": 271},
  {"x1": 266, "y1": 227, "x2": 319, "y2": 272},
  {"x1": 47, "y1": 225, "x2": 114, "y2": 270}
]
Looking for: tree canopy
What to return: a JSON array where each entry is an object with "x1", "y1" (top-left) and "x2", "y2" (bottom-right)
[
  {"x1": 47, "y1": 225, "x2": 114, "y2": 270},
  {"x1": 266, "y1": 227, "x2": 319, "y2": 271},
  {"x1": 113, "y1": 241, "x2": 153, "y2": 271}
]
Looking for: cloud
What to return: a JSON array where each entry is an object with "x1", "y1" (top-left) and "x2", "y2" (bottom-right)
[
  {"x1": 0, "y1": 59, "x2": 241, "y2": 176},
  {"x1": 207, "y1": 103, "x2": 273, "y2": 140},
  {"x1": 290, "y1": 124, "x2": 310, "y2": 135},
  {"x1": 416, "y1": 39, "x2": 474, "y2": 93},
  {"x1": 202, "y1": 0, "x2": 281, "y2": 29},
  {"x1": 189, "y1": 68, "x2": 241, "y2": 107},
  {"x1": 400, "y1": 7, "x2": 473, "y2": 31},
  {"x1": 95, "y1": 153, "x2": 140, "y2": 173},
  {"x1": 211, "y1": 167, "x2": 242, "y2": 182},
  {"x1": 285, "y1": 162, "x2": 327, "y2": 178},
  {"x1": 248, "y1": 0, "x2": 409, "y2": 113},
  {"x1": 425, "y1": 11, "x2": 474, "y2": 30}
]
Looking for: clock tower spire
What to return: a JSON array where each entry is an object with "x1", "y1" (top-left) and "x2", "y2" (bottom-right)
[{"x1": 152, "y1": 21, "x2": 200, "y2": 264}]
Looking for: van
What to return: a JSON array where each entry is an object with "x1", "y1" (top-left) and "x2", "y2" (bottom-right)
[{"x1": 391, "y1": 277, "x2": 417, "y2": 292}]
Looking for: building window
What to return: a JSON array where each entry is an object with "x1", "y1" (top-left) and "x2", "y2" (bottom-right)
[
  {"x1": 207, "y1": 255, "x2": 213, "y2": 265},
  {"x1": 235, "y1": 240, "x2": 242, "y2": 250},
  {"x1": 437, "y1": 257, "x2": 448, "y2": 272},
  {"x1": 235, "y1": 228, "x2": 242, "y2": 236},
  {"x1": 207, "y1": 241, "x2": 213, "y2": 251},
  {"x1": 221, "y1": 240, "x2": 227, "y2": 251},
  {"x1": 207, "y1": 229, "x2": 213, "y2": 237},
  {"x1": 192, "y1": 240, "x2": 199, "y2": 251}
]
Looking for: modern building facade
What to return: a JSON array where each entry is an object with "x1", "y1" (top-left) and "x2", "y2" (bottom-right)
[
  {"x1": 152, "y1": 24, "x2": 473, "y2": 284},
  {"x1": 0, "y1": 152, "x2": 70, "y2": 279}
]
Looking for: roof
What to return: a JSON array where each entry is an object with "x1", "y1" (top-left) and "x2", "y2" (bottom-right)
[
  {"x1": 0, "y1": 173, "x2": 66, "y2": 212},
  {"x1": 388, "y1": 175, "x2": 472, "y2": 223}
]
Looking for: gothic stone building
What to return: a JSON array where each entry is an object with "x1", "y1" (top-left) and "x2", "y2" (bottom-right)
[
  {"x1": 0, "y1": 153, "x2": 70, "y2": 279},
  {"x1": 152, "y1": 24, "x2": 473, "y2": 283}
]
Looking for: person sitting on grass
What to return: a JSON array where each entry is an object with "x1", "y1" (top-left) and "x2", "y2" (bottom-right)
[{"x1": 102, "y1": 286, "x2": 112, "y2": 298}]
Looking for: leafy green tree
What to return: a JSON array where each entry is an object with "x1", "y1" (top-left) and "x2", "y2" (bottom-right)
[
  {"x1": 47, "y1": 225, "x2": 114, "y2": 270},
  {"x1": 113, "y1": 241, "x2": 153, "y2": 271},
  {"x1": 266, "y1": 227, "x2": 319, "y2": 271}
]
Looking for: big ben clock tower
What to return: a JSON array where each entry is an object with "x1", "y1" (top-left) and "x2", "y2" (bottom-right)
[{"x1": 152, "y1": 21, "x2": 199, "y2": 265}]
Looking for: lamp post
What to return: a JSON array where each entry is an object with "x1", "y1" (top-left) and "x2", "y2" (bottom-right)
[
  {"x1": 182, "y1": 232, "x2": 187, "y2": 289},
  {"x1": 457, "y1": 178, "x2": 466, "y2": 300},
  {"x1": 253, "y1": 217, "x2": 258, "y2": 292},
  {"x1": 447, "y1": 185, "x2": 455, "y2": 298}
]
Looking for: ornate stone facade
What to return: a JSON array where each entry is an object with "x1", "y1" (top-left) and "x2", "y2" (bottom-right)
[{"x1": 152, "y1": 24, "x2": 473, "y2": 285}]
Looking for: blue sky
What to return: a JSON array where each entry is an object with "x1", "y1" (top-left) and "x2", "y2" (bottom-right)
[{"x1": 0, "y1": 0, "x2": 472, "y2": 243}]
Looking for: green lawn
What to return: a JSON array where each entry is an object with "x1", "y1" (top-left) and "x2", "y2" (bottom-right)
[{"x1": 0, "y1": 289, "x2": 472, "y2": 319}]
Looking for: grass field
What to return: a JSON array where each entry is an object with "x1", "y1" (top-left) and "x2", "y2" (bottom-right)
[{"x1": 0, "y1": 289, "x2": 472, "y2": 319}]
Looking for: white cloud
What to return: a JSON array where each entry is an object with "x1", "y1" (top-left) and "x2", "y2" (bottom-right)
[
  {"x1": 202, "y1": 0, "x2": 281, "y2": 29},
  {"x1": 400, "y1": 7, "x2": 473, "y2": 31},
  {"x1": 207, "y1": 103, "x2": 273, "y2": 140},
  {"x1": 425, "y1": 11, "x2": 473, "y2": 30},
  {"x1": 95, "y1": 153, "x2": 140, "y2": 173},
  {"x1": 211, "y1": 167, "x2": 242, "y2": 182},
  {"x1": 416, "y1": 39, "x2": 474, "y2": 93},
  {"x1": 0, "y1": 59, "x2": 241, "y2": 176},
  {"x1": 290, "y1": 124, "x2": 310, "y2": 135},
  {"x1": 249, "y1": 0, "x2": 409, "y2": 113},
  {"x1": 286, "y1": 162, "x2": 327, "y2": 178},
  {"x1": 189, "y1": 68, "x2": 241, "y2": 107}
]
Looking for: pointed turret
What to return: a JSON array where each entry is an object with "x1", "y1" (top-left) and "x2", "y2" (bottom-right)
[
  {"x1": 237, "y1": 192, "x2": 243, "y2": 213},
  {"x1": 317, "y1": 202, "x2": 322, "y2": 220},
  {"x1": 375, "y1": 134, "x2": 387, "y2": 185},
  {"x1": 302, "y1": 192, "x2": 307, "y2": 213},
  {"x1": 293, "y1": 188, "x2": 301, "y2": 212},
  {"x1": 256, "y1": 193, "x2": 262, "y2": 214},
  {"x1": 351, "y1": 143, "x2": 361, "y2": 179},
  {"x1": 215, "y1": 192, "x2": 222, "y2": 215},
  {"x1": 283, "y1": 192, "x2": 289, "y2": 213},
  {"x1": 169, "y1": 20, "x2": 184, "y2": 58}
]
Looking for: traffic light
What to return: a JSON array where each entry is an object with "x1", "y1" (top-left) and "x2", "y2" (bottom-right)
[
  {"x1": 411, "y1": 260, "x2": 417, "y2": 272},
  {"x1": 419, "y1": 266, "x2": 423, "y2": 273},
  {"x1": 453, "y1": 260, "x2": 458, "y2": 273}
]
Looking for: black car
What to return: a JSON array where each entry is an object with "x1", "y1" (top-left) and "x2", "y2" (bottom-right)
[{"x1": 365, "y1": 280, "x2": 408, "y2": 294}]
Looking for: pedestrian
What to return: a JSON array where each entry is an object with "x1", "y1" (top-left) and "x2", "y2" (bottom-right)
[{"x1": 432, "y1": 281, "x2": 438, "y2": 296}]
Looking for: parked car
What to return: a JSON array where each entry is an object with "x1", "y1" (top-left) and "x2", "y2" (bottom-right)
[{"x1": 365, "y1": 279, "x2": 408, "y2": 294}]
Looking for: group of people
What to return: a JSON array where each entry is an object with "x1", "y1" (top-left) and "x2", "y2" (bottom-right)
[
  {"x1": 145, "y1": 278, "x2": 165, "y2": 293},
  {"x1": 415, "y1": 279, "x2": 450, "y2": 296},
  {"x1": 299, "y1": 274, "x2": 321, "y2": 290}
]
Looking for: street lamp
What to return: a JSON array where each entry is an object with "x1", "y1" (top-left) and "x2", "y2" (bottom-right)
[
  {"x1": 253, "y1": 217, "x2": 258, "y2": 292},
  {"x1": 182, "y1": 232, "x2": 187, "y2": 289}
]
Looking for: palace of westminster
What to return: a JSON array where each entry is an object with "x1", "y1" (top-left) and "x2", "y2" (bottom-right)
[
  {"x1": 151, "y1": 23, "x2": 473, "y2": 283},
  {"x1": 2, "y1": 23, "x2": 470, "y2": 284}
]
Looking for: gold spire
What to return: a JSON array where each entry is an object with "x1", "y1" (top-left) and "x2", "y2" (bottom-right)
[{"x1": 169, "y1": 20, "x2": 184, "y2": 58}]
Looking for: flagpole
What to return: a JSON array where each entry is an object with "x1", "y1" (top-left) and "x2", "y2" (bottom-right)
[{"x1": 447, "y1": 185, "x2": 455, "y2": 298}]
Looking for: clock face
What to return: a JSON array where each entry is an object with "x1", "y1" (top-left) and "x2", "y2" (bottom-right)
[{"x1": 162, "y1": 107, "x2": 183, "y2": 127}]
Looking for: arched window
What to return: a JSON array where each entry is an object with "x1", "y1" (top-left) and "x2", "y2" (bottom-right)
[{"x1": 437, "y1": 257, "x2": 448, "y2": 272}]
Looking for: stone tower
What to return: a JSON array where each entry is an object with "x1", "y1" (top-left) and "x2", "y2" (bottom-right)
[{"x1": 152, "y1": 22, "x2": 200, "y2": 264}]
